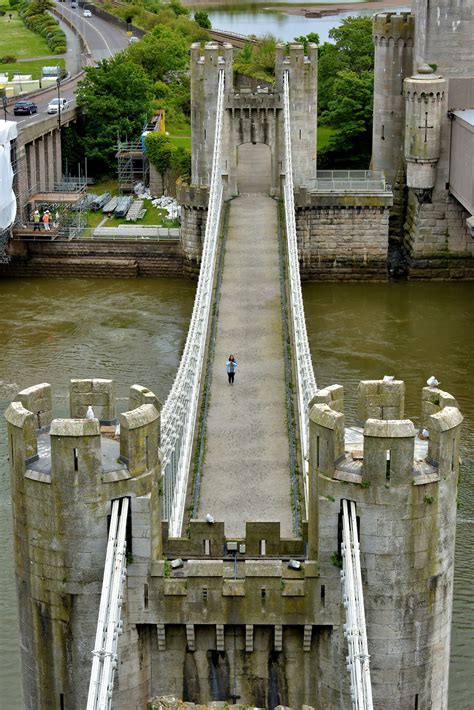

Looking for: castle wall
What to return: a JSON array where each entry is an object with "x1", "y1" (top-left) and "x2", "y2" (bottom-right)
[
  {"x1": 295, "y1": 191, "x2": 392, "y2": 281},
  {"x1": 308, "y1": 382, "x2": 462, "y2": 709},
  {"x1": 0, "y1": 238, "x2": 184, "y2": 279},
  {"x1": 5, "y1": 383, "x2": 160, "y2": 710}
]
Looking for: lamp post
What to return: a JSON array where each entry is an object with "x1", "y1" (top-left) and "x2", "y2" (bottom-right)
[
  {"x1": 56, "y1": 76, "x2": 61, "y2": 131},
  {"x1": 2, "y1": 96, "x2": 7, "y2": 122}
]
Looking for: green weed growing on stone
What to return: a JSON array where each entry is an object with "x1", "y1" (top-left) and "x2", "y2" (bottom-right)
[
  {"x1": 331, "y1": 552, "x2": 343, "y2": 569},
  {"x1": 424, "y1": 495, "x2": 434, "y2": 505}
]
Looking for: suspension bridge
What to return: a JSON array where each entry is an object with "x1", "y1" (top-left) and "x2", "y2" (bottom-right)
[{"x1": 85, "y1": 59, "x2": 373, "y2": 710}]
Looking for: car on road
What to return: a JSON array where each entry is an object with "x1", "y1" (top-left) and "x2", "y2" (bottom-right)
[
  {"x1": 47, "y1": 98, "x2": 70, "y2": 114},
  {"x1": 83, "y1": 9, "x2": 92, "y2": 17},
  {"x1": 129, "y1": 36, "x2": 139, "y2": 43},
  {"x1": 13, "y1": 100, "x2": 38, "y2": 116}
]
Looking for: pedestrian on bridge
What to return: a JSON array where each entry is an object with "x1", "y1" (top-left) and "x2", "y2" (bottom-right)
[{"x1": 226, "y1": 355, "x2": 237, "y2": 385}]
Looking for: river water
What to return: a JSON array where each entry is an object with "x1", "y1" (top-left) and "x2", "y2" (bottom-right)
[
  {"x1": 202, "y1": 4, "x2": 410, "y2": 43},
  {"x1": 0, "y1": 277, "x2": 472, "y2": 707}
]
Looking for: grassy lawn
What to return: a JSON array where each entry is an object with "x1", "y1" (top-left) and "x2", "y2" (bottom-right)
[
  {"x1": 90, "y1": 177, "x2": 121, "y2": 196},
  {"x1": 317, "y1": 126, "x2": 335, "y2": 151},
  {"x1": 0, "y1": 58, "x2": 65, "y2": 80},
  {"x1": 0, "y1": 13, "x2": 52, "y2": 60}
]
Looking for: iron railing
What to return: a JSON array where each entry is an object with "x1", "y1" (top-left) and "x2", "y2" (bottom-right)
[
  {"x1": 160, "y1": 67, "x2": 226, "y2": 537},
  {"x1": 282, "y1": 70, "x2": 318, "y2": 509}
]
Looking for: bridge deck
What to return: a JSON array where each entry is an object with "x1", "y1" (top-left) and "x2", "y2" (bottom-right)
[{"x1": 198, "y1": 189, "x2": 294, "y2": 538}]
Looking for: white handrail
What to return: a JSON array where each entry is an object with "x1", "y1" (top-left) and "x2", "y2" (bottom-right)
[
  {"x1": 282, "y1": 70, "x2": 318, "y2": 510},
  {"x1": 160, "y1": 68, "x2": 226, "y2": 537},
  {"x1": 341, "y1": 499, "x2": 373, "y2": 710},
  {"x1": 87, "y1": 498, "x2": 129, "y2": 710},
  {"x1": 86, "y1": 500, "x2": 120, "y2": 709}
]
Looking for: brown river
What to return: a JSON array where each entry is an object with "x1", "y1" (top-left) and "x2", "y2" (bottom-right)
[{"x1": 0, "y1": 277, "x2": 472, "y2": 707}]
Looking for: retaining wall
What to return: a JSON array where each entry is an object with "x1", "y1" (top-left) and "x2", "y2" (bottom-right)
[{"x1": 1, "y1": 239, "x2": 184, "y2": 278}]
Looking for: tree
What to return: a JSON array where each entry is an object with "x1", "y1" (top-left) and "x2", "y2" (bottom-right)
[
  {"x1": 233, "y1": 34, "x2": 278, "y2": 83},
  {"x1": 76, "y1": 55, "x2": 154, "y2": 175},
  {"x1": 318, "y1": 69, "x2": 374, "y2": 168},
  {"x1": 293, "y1": 32, "x2": 319, "y2": 51},
  {"x1": 194, "y1": 11, "x2": 211, "y2": 30},
  {"x1": 318, "y1": 16, "x2": 373, "y2": 115},
  {"x1": 171, "y1": 145, "x2": 191, "y2": 182},
  {"x1": 126, "y1": 25, "x2": 188, "y2": 83},
  {"x1": 145, "y1": 133, "x2": 176, "y2": 193}
]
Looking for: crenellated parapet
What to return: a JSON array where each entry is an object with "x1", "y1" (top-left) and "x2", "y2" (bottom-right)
[
  {"x1": 308, "y1": 378, "x2": 462, "y2": 708},
  {"x1": 5, "y1": 379, "x2": 162, "y2": 709},
  {"x1": 373, "y1": 11, "x2": 414, "y2": 47}
]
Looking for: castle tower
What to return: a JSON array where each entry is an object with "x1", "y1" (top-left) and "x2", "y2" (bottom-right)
[
  {"x1": 403, "y1": 65, "x2": 447, "y2": 201},
  {"x1": 275, "y1": 42, "x2": 318, "y2": 188},
  {"x1": 5, "y1": 381, "x2": 161, "y2": 710},
  {"x1": 372, "y1": 12, "x2": 414, "y2": 186},
  {"x1": 308, "y1": 379, "x2": 462, "y2": 708},
  {"x1": 190, "y1": 42, "x2": 233, "y2": 186}
]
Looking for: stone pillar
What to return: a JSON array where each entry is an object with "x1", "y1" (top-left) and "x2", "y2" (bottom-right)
[
  {"x1": 27, "y1": 140, "x2": 37, "y2": 193},
  {"x1": 45, "y1": 132, "x2": 56, "y2": 190},
  {"x1": 38, "y1": 135, "x2": 47, "y2": 192},
  {"x1": 52, "y1": 129, "x2": 62, "y2": 184},
  {"x1": 308, "y1": 403, "x2": 345, "y2": 560}
]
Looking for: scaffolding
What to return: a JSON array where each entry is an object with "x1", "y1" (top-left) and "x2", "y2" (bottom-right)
[
  {"x1": 116, "y1": 139, "x2": 149, "y2": 193},
  {"x1": 116, "y1": 112, "x2": 165, "y2": 193},
  {"x1": 13, "y1": 177, "x2": 88, "y2": 241}
]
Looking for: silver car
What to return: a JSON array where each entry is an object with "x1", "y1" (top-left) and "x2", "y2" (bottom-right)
[{"x1": 47, "y1": 98, "x2": 69, "y2": 114}]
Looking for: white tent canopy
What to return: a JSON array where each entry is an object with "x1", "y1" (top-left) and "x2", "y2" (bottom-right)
[{"x1": 0, "y1": 121, "x2": 18, "y2": 231}]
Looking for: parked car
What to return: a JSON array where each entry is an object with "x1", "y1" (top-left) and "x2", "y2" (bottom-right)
[
  {"x1": 70, "y1": 1, "x2": 78, "y2": 8},
  {"x1": 83, "y1": 9, "x2": 92, "y2": 17},
  {"x1": 13, "y1": 100, "x2": 38, "y2": 116},
  {"x1": 129, "y1": 36, "x2": 139, "y2": 44},
  {"x1": 47, "y1": 98, "x2": 69, "y2": 114}
]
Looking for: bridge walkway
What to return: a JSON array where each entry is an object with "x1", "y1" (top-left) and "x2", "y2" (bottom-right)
[{"x1": 197, "y1": 147, "x2": 293, "y2": 538}]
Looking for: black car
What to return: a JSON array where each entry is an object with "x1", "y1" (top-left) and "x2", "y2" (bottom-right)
[{"x1": 13, "y1": 100, "x2": 38, "y2": 116}]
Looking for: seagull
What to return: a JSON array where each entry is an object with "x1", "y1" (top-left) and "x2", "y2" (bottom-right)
[
  {"x1": 86, "y1": 405, "x2": 95, "y2": 419},
  {"x1": 205, "y1": 513, "x2": 214, "y2": 525},
  {"x1": 426, "y1": 376, "x2": 440, "y2": 387},
  {"x1": 420, "y1": 428, "x2": 429, "y2": 439},
  {"x1": 383, "y1": 375, "x2": 394, "y2": 382}
]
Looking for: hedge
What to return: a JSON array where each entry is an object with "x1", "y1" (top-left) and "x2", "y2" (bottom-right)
[{"x1": 19, "y1": 0, "x2": 67, "y2": 55}]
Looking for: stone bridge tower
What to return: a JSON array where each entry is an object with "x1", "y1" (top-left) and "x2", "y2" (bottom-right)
[{"x1": 190, "y1": 41, "x2": 317, "y2": 197}]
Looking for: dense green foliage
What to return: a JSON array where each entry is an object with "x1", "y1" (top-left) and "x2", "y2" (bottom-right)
[
  {"x1": 18, "y1": 0, "x2": 66, "y2": 54},
  {"x1": 233, "y1": 34, "x2": 278, "y2": 84},
  {"x1": 145, "y1": 132, "x2": 191, "y2": 191},
  {"x1": 317, "y1": 17, "x2": 374, "y2": 168},
  {"x1": 76, "y1": 56, "x2": 154, "y2": 175},
  {"x1": 74, "y1": 1, "x2": 205, "y2": 176},
  {"x1": 194, "y1": 11, "x2": 211, "y2": 30}
]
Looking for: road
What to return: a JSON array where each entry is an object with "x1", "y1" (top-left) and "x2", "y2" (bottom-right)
[{"x1": 8, "y1": 2, "x2": 129, "y2": 127}]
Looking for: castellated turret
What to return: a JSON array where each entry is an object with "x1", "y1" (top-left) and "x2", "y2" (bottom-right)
[
  {"x1": 190, "y1": 41, "x2": 233, "y2": 186},
  {"x1": 372, "y1": 12, "x2": 415, "y2": 186},
  {"x1": 308, "y1": 379, "x2": 462, "y2": 709},
  {"x1": 5, "y1": 380, "x2": 161, "y2": 710},
  {"x1": 403, "y1": 65, "x2": 447, "y2": 201},
  {"x1": 275, "y1": 42, "x2": 318, "y2": 187}
]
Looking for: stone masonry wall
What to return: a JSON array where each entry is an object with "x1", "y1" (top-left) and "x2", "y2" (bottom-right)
[
  {"x1": 0, "y1": 239, "x2": 184, "y2": 279},
  {"x1": 404, "y1": 191, "x2": 474, "y2": 279},
  {"x1": 296, "y1": 202, "x2": 391, "y2": 281}
]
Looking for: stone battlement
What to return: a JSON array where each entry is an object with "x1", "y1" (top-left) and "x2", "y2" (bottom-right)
[
  {"x1": 5, "y1": 380, "x2": 161, "y2": 487},
  {"x1": 373, "y1": 12, "x2": 415, "y2": 44}
]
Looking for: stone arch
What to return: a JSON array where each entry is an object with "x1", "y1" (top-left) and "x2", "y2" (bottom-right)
[{"x1": 236, "y1": 142, "x2": 272, "y2": 194}]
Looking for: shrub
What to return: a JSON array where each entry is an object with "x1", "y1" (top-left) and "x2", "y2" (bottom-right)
[{"x1": 0, "y1": 55, "x2": 17, "y2": 63}]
